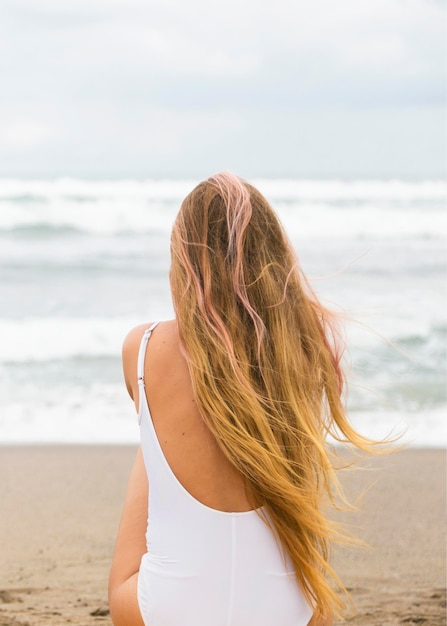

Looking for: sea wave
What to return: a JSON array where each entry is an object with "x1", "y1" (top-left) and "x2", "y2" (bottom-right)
[
  {"x1": 0, "y1": 177, "x2": 444, "y2": 445},
  {"x1": 0, "y1": 361, "x2": 444, "y2": 445},
  {"x1": 0, "y1": 317, "x2": 135, "y2": 362},
  {"x1": 0, "y1": 178, "x2": 445, "y2": 240},
  {"x1": 0, "y1": 223, "x2": 86, "y2": 237},
  {"x1": 1, "y1": 317, "x2": 444, "y2": 398},
  {"x1": 1, "y1": 177, "x2": 445, "y2": 201}
]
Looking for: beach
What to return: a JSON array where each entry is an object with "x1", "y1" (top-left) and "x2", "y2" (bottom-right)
[{"x1": 0, "y1": 446, "x2": 445, "y2": 625}]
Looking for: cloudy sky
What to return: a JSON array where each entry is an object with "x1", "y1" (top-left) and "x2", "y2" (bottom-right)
[{"x1": 0, "y1": 0, "x2": 445, "y2": 178}]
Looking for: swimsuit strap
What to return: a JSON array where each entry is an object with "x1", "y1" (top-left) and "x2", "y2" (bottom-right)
[{"x1": 137, "y1": 322, "x2": 160, "y2": 384}]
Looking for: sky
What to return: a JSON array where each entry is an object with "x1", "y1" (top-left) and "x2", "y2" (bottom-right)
[{"x1": 0, "y1": 0, "x2": 445, "y2": 179}]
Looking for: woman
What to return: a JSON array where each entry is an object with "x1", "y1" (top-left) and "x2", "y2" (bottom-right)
[{"x1": 109, "y1": 172, "x2": 375, "y2": 625}]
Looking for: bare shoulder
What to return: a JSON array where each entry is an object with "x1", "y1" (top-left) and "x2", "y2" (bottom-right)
[
  {"x1": 122, "y1": 320, "x2": 177, "y2": 401},
  {"x1": 122, "y1": 323, "x2": 154, "y2": 360}
]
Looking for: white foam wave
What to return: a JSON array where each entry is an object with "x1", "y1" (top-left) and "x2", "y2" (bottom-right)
[
  {"x1": 0, "y1": 317, "x2": 138, "y2": 362},
  {"x1": 0, "y1": 313, "x2": 443, "y2": 364},
  {"x1": 253, "y1": 178, "x2": 447, "y2": 201},
  {"x1": 1, "y1": 395, "x2": 444, "y2": 446},
  {"x1": 282, "y1": 202, "x2": 447, "y2": 241},
  {"x1": 0, "y1": 177, "x2": 198, "y2": 196},
  {"x1": 0, "y1": 387, "x2": 139, "y2": 444},
  {"x1": 0, "y1": 178, "x2": 445, "y2": 239},
  {"x1": 0, "y1": 199, "x2": 176, "y2": 236},
  {"x1": 1, "y1": 177, "x2": 445, "y2": 201},
  {"x1": 344, "y1": 406, "x2": 447, "y2": 448}
]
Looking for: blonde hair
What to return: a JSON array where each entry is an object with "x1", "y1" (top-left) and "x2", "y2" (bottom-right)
[{"x1": 170, "y1": 172, "x2": 377, "y2": 620}]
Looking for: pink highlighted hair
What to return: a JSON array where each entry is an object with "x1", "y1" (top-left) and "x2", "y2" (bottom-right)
[{"x1": 169, "y1": 172, "x2": 378, "y2": 620}]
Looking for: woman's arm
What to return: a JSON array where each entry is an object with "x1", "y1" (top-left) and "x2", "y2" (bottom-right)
[{"x1": 108, "y1": 447, "x2": 148, "y2": 626}]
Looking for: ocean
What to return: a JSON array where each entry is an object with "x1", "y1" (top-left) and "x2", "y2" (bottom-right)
[{"x1": 0, "y1": 178, "x2": 445, "y2": 446}]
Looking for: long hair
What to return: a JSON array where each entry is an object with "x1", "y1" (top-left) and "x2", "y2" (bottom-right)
[{"x1": 170, "y1": 172, "x2": 377, "y2": 619}]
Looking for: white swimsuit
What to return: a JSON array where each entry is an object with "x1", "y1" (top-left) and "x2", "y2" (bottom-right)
[{"x1": 137, "y1": 323, "x2": 313, "y2": 626}]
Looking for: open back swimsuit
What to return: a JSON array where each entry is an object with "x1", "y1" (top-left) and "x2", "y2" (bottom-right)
[{"x1": 137, "y1": 322, "x2": 313, "y2": 626}]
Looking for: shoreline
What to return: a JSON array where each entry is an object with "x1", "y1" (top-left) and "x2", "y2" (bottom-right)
[{"x1": 0, "y1": 446, "x2": 445, "y2": 625}]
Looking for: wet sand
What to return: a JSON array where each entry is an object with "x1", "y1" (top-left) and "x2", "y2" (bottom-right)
[{"x1": 0, "y1": 446, "x2": 445, "y2": 625}]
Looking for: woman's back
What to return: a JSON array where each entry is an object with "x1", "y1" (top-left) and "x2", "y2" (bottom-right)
[
  {"x1": 138, "y1": 319, "x2": 252, "y2": 513},
  {"x1": 133, "y1": 321, "x2": 313, "y2": 626}
]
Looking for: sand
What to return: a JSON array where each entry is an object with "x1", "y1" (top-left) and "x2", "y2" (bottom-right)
[{"x1": 0, "y1": 446, "x2": 445, "y2": 626}]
